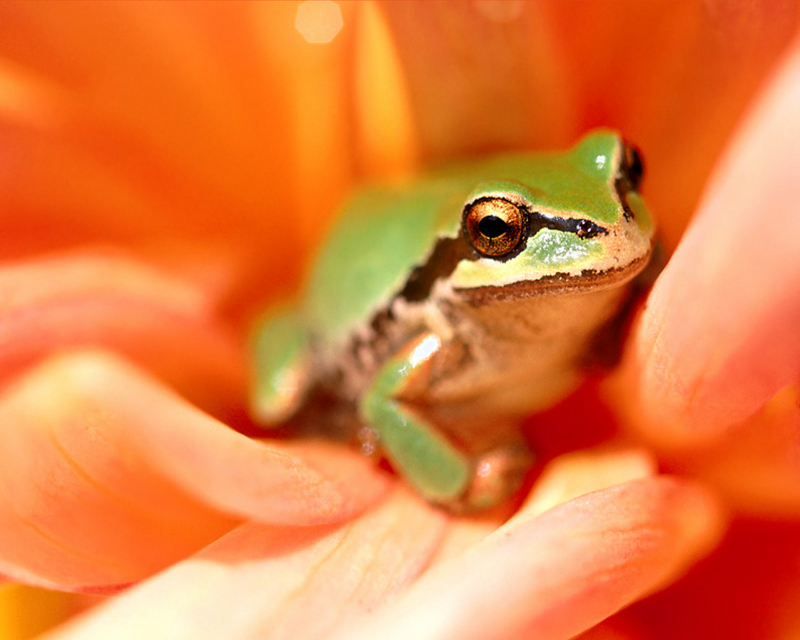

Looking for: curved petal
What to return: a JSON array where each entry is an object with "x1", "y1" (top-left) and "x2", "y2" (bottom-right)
[
  {"x1": 340, "y1": 477, "x2": 725, "y2": 640},
  {"x1": 626, "y1": 35, "x2": 800, "y2": 447},
  {"x1": 39, "y1": 489, "x2": 446, "y2": 640},
  {"x1": 0, "y1": 351, "x2": 389, "y2": 590},
  {"x1": 522, "y1": 447, "x2": 657, "y2": 517},
  {"x1": 0, "y1": 249, "x2": 246, "y2": 422},
  {"x1": 430, "y1": 446, "x2": 659, "y2": 566},
  {"x1": 25, "y1": 449, "x2": 666, "y2": 637}
]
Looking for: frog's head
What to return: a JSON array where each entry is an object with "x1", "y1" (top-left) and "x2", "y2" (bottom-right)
[{"x1": 448, "y1": 130, "x2": 654, "y2": 298}]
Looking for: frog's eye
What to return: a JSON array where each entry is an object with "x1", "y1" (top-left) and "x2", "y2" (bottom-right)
[
  {"x1": 464, "y1": 198, "x2": 525, "y2": 258},
  {"x1": 620, "y1": 143, "x2": 644, "y2": 191}
]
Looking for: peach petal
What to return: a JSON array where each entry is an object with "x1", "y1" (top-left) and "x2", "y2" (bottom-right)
[
  {"x1": 423, "y1": 514, "x2": 497, "y2": 568},
  {"x1": 0, "y1": 356, "x2": 239, "y2": 589},
  {"x1": 0, "y1": 250, "x2": 247, "y2": 422},
  {"x1": 341, "y1": 477, "x2": 725, "y2": 640},
  {"x1": 431, "y1": 447, "x2": 658, "y2": 566},
  {"x1": 0, "y1": 351, "x2": 389, "y2": 589},
  {"x1": 0, "y1": 250, "x2": 207, "y2": 312},
  {"x1": 630, "y1": 36, "x2": 800, "y2": 446},
  {"x1": 523, "y1": 447, "x2": 657, "y2": 517},
  {"x1": 41, "y1": 489, "x2": 446, "y2": 640}
]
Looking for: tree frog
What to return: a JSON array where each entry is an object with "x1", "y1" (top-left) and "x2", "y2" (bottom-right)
[{"x1": 251, "y1": 129, "x2": 655, "y2": 511}]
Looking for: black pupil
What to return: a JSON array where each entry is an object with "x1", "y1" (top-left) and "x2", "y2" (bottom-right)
[{"x1": 478, "y1": 215, "x2": 508, "y2": 238}]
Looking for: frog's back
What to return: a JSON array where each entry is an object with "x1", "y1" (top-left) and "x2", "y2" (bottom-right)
[{"x1": 303, "y1": 178, "x2": 463, "y2": 345}]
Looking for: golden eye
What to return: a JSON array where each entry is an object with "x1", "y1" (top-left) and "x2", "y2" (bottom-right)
[{"x1": 464, "y1": 198, "x2": 525, "y2": 257}]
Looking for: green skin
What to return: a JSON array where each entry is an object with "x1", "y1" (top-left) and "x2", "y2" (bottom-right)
[{"x1": 251, "y1": 129, "x2": 655, "y2": 510}]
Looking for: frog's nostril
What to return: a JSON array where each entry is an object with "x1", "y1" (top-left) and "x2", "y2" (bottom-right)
[{"x1": 575, "y1": 219, "x2": 600, "y2": 239}]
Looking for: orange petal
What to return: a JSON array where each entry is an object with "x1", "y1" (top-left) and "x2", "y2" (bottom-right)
[
  {"x1": 342, "y1": 477, "x2": 724, "y2": 640},
  {"x1": 628, "y1": 36, "x2": 800, "y2": 447},
  {"x1": 0, "y1": 351, "x2": 389, "y2": 590},
  {"x1": 379, "y1": 1, "x2": 574, "y2": 159},
  {"x1": 663, "y1": 386, "x2": 800, "y2": 518},
  {"x1": 0, "y1": 250, "x2": 246, "y2": 422},
  {"x1": 0, "y1": 583, "x2": 87, "y2": 638},
  {"x1": 574, "y1": 620, "x2": 643, "y2": 640},
  {"x1": 0, "y1": 2, "x2": 296, "y2": 239},
  {"x1": 0, "y1": 2, "x2": 356, "y2": 309},
  {"x1": 41, "y1": 489, "x2": 445, "y2": 640},
  {"x1": 625, "y1": 518, "x2": 800, "y2": 638}
]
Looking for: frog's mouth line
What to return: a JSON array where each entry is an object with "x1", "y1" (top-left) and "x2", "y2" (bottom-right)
[{"x1": 452, "y1": 254, "x2": 652, "y2": 305}]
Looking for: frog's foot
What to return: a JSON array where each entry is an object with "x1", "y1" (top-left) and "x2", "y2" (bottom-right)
[
  {"x1": 359, "y1": 333, "x2": 473, "y2": 505},
  {"x1": 460, "y1": 442, "x2": 534, "y2": 512}
]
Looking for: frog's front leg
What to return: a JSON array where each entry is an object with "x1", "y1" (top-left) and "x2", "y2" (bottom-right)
[
  {"x1": 359, "y1": 333, "x2": 473, "y2": 506},
  {"x1": 250, "y1": 304, "x2": 312, "y2": 424},
  {"x1": 361, "y1": 333, "x2": 535, "y2": 510}
]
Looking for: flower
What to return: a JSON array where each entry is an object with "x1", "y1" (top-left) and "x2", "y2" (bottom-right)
[{"x1": 0, "y1": 1, "x2": 798, "y2": 639}]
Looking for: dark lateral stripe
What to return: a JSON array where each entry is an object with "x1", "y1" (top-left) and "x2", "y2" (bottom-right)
[
  {"x1": 399, "y1": 208, "x2": 612, "y2": 304},
  {"x1": 399, "y1": 235, "x2": 473, "y2": 303}
]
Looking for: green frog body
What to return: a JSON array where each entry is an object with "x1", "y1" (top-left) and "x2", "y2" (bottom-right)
[{"x1": 251, "y1": 129, "x2": 655, "y2": 510}]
